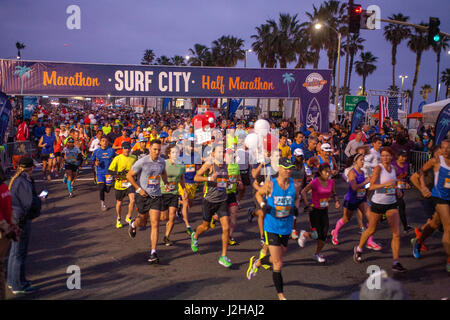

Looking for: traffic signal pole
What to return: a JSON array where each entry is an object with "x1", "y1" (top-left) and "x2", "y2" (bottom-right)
[{"x1": 377, "y1": 18, "x2": 450, "y2": 38}]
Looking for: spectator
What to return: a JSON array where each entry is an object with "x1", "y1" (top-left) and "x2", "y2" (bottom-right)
[
  {"x1": 345, "y1": 132, "x2": 364, "y2": 158},
  {"x1": 16, "y1": 119, "x2": 30, "y2": 142}
]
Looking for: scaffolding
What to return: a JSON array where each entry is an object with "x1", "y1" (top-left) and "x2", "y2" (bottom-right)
[{"x1": 365, "y1": 89, "x2": 410, "y2": 126}]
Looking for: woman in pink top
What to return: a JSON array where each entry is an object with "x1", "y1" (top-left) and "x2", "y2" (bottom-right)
[{"x1": 299, "y1": 163, "x2": 340, "y2": 263}]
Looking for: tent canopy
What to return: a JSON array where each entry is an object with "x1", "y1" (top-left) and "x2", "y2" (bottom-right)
[{"x1": 422, "y1": 98, "x2": 450, "y2": 124}]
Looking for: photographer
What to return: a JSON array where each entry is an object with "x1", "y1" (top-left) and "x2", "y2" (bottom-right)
[{"x1": 7, "y1": 157, "x2": 41, "y2": 295}]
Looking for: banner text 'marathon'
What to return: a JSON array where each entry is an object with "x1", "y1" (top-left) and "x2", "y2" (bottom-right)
[{"x1": 43, "y1": 71, "x2": 100, "y2": 87}]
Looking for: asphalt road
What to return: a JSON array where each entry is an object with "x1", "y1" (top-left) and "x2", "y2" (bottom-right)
[{"x1": 4, "y1": 167, "x2": 450, "y2": 300}]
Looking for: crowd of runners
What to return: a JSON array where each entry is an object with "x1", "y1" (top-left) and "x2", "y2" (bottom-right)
[{"x1": 1, "y1": 102, "x2": 449, "y2": 300}]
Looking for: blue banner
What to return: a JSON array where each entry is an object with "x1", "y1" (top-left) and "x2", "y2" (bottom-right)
[
  {"x1": 435, "y1": 103, "x2": 450, "y2": 146},
  {"x1": 350, "y1": 100, "x2": 369, "y2": 133},
  {"x1": 23, "y1": 96, "x2": 38, "y2": 120},
  {"x1": 417, "y1": 101, "x2": 426, "y2": 113},
  {"x1": 228, "y1": 99, "x2": 242, "y2": 117},
  {"x1": 162, "y1": 98, "x2": 171, "y2": 111},
  {"x1": 0, "y1": 92, "x2": 12, "y2": 145}
]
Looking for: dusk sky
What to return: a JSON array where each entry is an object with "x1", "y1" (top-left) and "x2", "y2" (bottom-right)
[{"x1": 1, "y1": 0, "x2": 449, "y2": 112}]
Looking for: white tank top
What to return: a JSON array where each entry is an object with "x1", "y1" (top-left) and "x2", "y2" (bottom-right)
[{"x1": 371, "y1": 164, "x2": 397, "y2": 205}]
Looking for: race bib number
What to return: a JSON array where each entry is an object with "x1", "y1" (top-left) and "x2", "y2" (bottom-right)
[
  {"x1": 105, "y1": 175, "x2": 113, "y2": 185},
  {"x1": 167, "y1": 181, "x2": 177, "y2": 192},
  {"x1": 397, "y1": 181, "x2": 406, "y2": 190},
  {"x1": 217, "y1": 178, "x2": 227, "y2": 190},
  {"x1": 319, "y1": 198, "x2": 329, "y2": 208},
  {"x1": 121, "y1": 180, "x2": 131, "y2": 188},
  {"x1": 445, "y1": 178, "x2": 450, "y2": 189},
  {"x1": 384, "y1": 185, "x2": 396, "y2": 195},
  {"x1": 147, "y1": 175, "x2": 160, "y2": 189},
  {"x1": 49, "y1": 153, "x2": 55, "y2": 159},
  {"x1": 186, "y1": 164, "x2": 195, "y2": 173},
  {"x1": 227, "y1": 176, "x2": 237, "y2": 190},
  {"x1": 275, "y1": 206, "x2": 291, "y2": 218},
  {"x1": 356, "y1": 189, "x2": 366, "y2": 198}
]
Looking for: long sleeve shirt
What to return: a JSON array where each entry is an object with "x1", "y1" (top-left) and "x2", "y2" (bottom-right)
[{"x1": 345, "y1": 140, "x2": 364, "y2": 158}]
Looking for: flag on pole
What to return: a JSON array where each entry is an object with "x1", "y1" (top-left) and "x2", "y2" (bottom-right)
[
  {"x1": 379, "y1": 96, "x2": 389, "y2": 129},
  {"x1": 388, "y1": 97, "x2": 399, "y2": 120}
]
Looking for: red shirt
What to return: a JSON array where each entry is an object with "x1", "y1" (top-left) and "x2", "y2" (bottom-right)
[
  {"x1": 16, "y1": 122, "x2": 29, "y2": 141},
  {"x1": 348, "y1": 133, "x2": 367, "y2": 143},
  {"x1": 0, "y1": 183, "x2": 12, "y2": 224},
  {"x1": 113, "y1": 136, "x2": 131, "y2": 155}
]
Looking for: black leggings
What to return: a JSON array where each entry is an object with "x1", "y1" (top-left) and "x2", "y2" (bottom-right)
[
  {"x1": 397, "y1": 197, "x2": 408, "y2": 230},
  {"x1": 309, "y1": 208, "x2": 329, "y2": 241},
  {"x1": 99, "y1": 183, "x2": 112, "y2": 201}
]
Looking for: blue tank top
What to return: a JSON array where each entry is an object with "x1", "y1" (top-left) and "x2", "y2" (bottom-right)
[
  {"x1": 345, "y1": 168, "x2": 367, "y2": 203},
  {"x1": 431, "y1": 156, "x2": 450, "y2": 200},
  {"x1": 318, "y1": 155, "x2": 334, "y2": 171},
  {"x1": 264, "y1": 177, "x2": 296, "y2": 236},
  {"x1": 42, "y1": 134, "x2": 55, "y2": 155}
]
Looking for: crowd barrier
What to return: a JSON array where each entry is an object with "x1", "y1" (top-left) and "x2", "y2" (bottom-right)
[{"x1": 410, "y1": 150, "x2": 431, "y2": 174}]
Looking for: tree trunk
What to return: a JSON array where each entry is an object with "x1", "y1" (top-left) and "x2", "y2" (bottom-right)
[
  {"x1": 348, "y1": 53, "x2": 355, "y2": 90},
  {"x1": 343, "y1": 43, "x2": 350, "y2": 101},
  {"x1": 362, "y1": 76, "x2": 366, "y2": 96},
  {"x1": 435, "y1": 50, "x2": 441, "y2": 102},
  {"x1": 409, "y1": 51, "x2": 422, "y2": 119},
  {"x1": 392, "y1": 44, "x2": 397, "y2": 87}
]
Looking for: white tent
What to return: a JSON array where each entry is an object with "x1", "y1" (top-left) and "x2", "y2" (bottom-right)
[
  {"x1": 328, "y1": 103, "x2": 336, "y2": 122},
  {"x1": 422, "y1": 98, "x2": 450, "y2": 125}
]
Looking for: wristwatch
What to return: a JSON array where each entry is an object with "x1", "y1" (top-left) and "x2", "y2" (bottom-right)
[{"x1": 136, "y1": 187, "x2": 142, "y2": 193}]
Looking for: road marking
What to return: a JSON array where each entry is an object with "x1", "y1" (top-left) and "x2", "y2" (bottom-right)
[{"x1": 35, "y1": 178, "x2": 94, "y2": 183}]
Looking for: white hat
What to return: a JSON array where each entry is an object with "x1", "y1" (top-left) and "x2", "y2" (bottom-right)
[
  {"x1": 321, "y1": 143, "x2": 332, "y2": 152},
  {"x1": 294, "y1": 148, "x2": 304, "y2": 157}
]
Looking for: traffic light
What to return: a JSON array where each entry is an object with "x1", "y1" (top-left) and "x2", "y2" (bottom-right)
[
  {"x1": 428, "y1": 17, "x2": 441, "y2": 44},
  {"x1": 348, "y1": 3, "x2": 363, "y2": 34}
]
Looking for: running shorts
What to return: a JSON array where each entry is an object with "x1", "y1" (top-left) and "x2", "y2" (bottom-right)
[
  {"x1": 240, "y1": 169, "x2": 251, "y2": 186},
  {"x1": 420, "y1": 198, "x2": 436, "y2": 219},
  {"x1": 54, "y1": 152, "x2": 61, "y2": 157},
  {"x1": 344, "y1": 199, "x2": 367, "y2": 211},
  {"x1": 135, "y1": 194, "x2": 162, "y2": 213},
  {"x1": 161, "y1": 193, "x2": 179, "y2": 211},
  {"x1": 309, "y1": 208, "x2": 329, "y2": 242},
  {"x1": 431, "y1": 196, "x2": 450, "y2": 206},
  {"x1": 203, "y1": 199, "x2": 229, "y2": 222},
  {"x1": 115, "y1": 186, "x2": 135, "y2": 201},
  {"x1": 64, "y1": 163, "x2": 79, "y2": 172},
  {"x1": 227, "y1": 193, "x2": 238, "y2": 208},
  {"x1": 369, "y1": 201, "x2": 398, "y2": 214},
  {"x1": 41, "y1": 154, "x2": 50, "y2": 161},
  {"x1": 264, "y1": 231, "x2": 289, "y2": 247},
  {"x1": 179, "y1": 183, "x2": 197, "y2": 200}
]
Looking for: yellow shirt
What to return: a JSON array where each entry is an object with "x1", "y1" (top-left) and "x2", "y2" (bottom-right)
[
  {"x1": 279, "y1": 143, "x2": 292, "y2": 158},
  {"x1": 108, "y1": 154, "x2": 137, "y2": 190}
]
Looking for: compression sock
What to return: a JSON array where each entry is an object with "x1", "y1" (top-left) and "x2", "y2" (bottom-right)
[
  {"x1": 68, "y1": 181, "x2": 73, "y2": 193},
  {"x1": 334, "y1": 218, "x2": 345, "y2": 235},
  {"x1": 272, "y1": 270, "x2": 283, "y2": 294}
]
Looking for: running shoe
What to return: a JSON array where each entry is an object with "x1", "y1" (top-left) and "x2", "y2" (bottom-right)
[
  {"x1": 218, "y1": 255, "x2": 232, "y2": 268},
  {"x1": 314, "y1": 253, "x2": 326, "y2": 263},
  {"x1": 353, "y1": 246, "x2": 363, "y2": 263},
  {"x1": 366, "y1": 241, "x2": 382, "y2": 251},
  {"x1": 163, "y1": 236, "x2": 172, "y2": 246},
  {"x1": 210, "y1": 217, "x2": 216, "y2": 229},
  {"x1": 186, "y1": 226, "x2": 193, "y2": 236},
  {"x1": 125, "y1": 216, "x2": 132, "y2": 224},
  {"x1": 297, "y1": 230, "x2": 306, "y2": 248},
  {"x1": 420, "y1": 243, "x2": 428, "y2": 252},
  {"x1": 191, "y1": 232, "x2": 199, "y2": 253},
  {"x1": 54, "y1": 172, "x2": 59, "y2": 178},
  {"x1": 392, "y1": 262, "x2": 407, "y2": 273},
  {"x1": 291, "y1": 230, "x2": 299, "y2": 240},
  {"x1": 247, "y1": 208, "x2": 255, "y2": 223},
  {"x1": 228, "y1": 238, "x2": 238, "y2": 246},
  {"x1": 311, "y1": 228, "x2": 318, "y2": 240},
  {"x1": 411, "y1": 238, "x2": 421, "y2": 259},
  {"x1": 128, "y1": 219, "x2": 136, "y2": 238},
  {"x1": 331, "y1": 229, "x2": 339, "y2": 246},
  {"x1": 403, "y1": 225, "x2": 413, "y2": 234},
  {"x1": 47, "y1": 175, "x2": 52, "y2": 181},
  {"x1": 101, "y1": 203, "x2": 107, "y2": 212},
  {"x1": 148, "y1": 252, "x2": 159, "y2": 264},
  {"x1": 246, "y1": 256, "x2": 258, "y2": 280},
  {"x1": 358, "y1": 227, "x2": 366, "y2": 234},
  {"x1": 414, "y1": 227, "x2": 422, "y2": 239},
  {"x1": 116, "y1": 219, "x2": 123, "y2": 229},
  {"x1": 68, "y1": 192, "x2": 73, "y2": 198}
]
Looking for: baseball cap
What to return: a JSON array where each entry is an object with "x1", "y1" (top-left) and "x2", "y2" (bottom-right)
[
  {"x1": 138, "y1": 137, "x2": 148, "y2": 143},
  {"x1": 121, "y1": 141, "x2": 131, "y2": 149},
  {"x1": 67, "y1": 137, "x2": 75, "y2": 143},
  {"x1": 279, "y1": 157, "x2": 295, "y2": 169},
  {"x1": 19, "y1": 157, "x2": 34, "y2": 168},
  {"x1": 160, "y1": 132, "x2": 169, "y2": 138},
  {"x1": 398, "y1": 149, "x2": 407, "y2": 157},
  {"x1": 294, "y1": 148, "x2": 304, "y2": 157},
  {"x1": 321, "y1": 143, "x2": 333, "y2": 152}
]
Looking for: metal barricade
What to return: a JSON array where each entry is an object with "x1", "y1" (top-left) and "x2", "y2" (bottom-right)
[
  {"x1": 0, "y1": 141, "x2": 35, "y2": 174},
  {"x1": 410, "y1": 150, "x2": 431, "y2": 174}
]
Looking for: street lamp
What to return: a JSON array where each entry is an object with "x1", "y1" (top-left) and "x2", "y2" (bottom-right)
[
  {"x1": 399, "y1": 75, "x2": 408, "y2": 92},
  {"x1": 314, "y1": 22, "x2": 341, "y2": 119},
  {"x1": 244, "y1": 49, "x2": 252, "y2": 68}
]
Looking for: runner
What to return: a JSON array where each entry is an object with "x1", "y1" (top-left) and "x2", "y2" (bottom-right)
[
  {"x1": 418, "y1": 139, "x2": 450, "y2": 272},
  {"x1": 246, "y1": 158, "x2": 298, "y2": 300},
  {"x1": 330, "y1": 154, "x2": 382, "y2": 250},
  {"x1": 317, "y1": 143, "x2": 338, "y2": 177},
  {"x1": 160, "y1": 144, "x2": 188, "y2": 246},
  {"x1": 91, "y1": 136, "x2": 116, "y2": 211},
  {"x1": 191, "y1": 144, "x2": 233, "y2": 268},
  {"x1": 225, "y1": 149, "x2": 241, "y2": 246},
  {"x1": 62, "y1": 137, "x2": 82, "y2": 198},
  {"x1": 131, "y1": 137, "x2": 150, "y2": 160},
  {"x1": 126, "y1": 139, "x2": 170, "y2": 264},
  {"x1": 290, "y1": 148, "x2": 306, "y2": 239},
  {"x1": 38, "y1": 126, "x2": 56, "y2": 181},
  {"x1": 54, "y1": 128, "x2": 64, "y2": 176},
  {"x1": 299, "y1": 163, "x2": 340, "y2": 263},
  {"x1": 353, "y1": 147, "x2": 407, "y2": 273},
  {"x1": 392, "y1": 149, "x2": 413, "y2": 233}
]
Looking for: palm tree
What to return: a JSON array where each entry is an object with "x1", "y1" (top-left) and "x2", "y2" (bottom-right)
[
  {"x1": 211, "y1": 35, "x2": 245, "y2": 67},
  {"x1": 355, "y1": 51, "x2": 377, "y2": 95},
  {"x1": 344, "y1": 34, "x2": 365, "y2": 90},
  {"x1": 188, "y1": 44, "x2": 212, "y2": 66},
  {"x1": 251, "y1": 23, "x2": 277, "y2": 68},
  {"x1": 156, "y1": 55, "x2": 173, "y2": 65},
  {"x1": 420, "y1": 84, "x2": 433, "y2": 101},
  {"x1": 388, "y1": 85, "x2": 400, "y2": 92},
  {"x1": 14, "y1": 65, "x2": 31, "y2": 94},
  {"x1": 383, "y1": 14, "x2": 411, "y2": 87},
  {"x1": 15, "y1": 42, "x2": 25, "y2": 59},
  {"x1": 305, "y1": 4, "x2": 327, "y2": 68},
  {"x1": 441, "y1": 68, "x2": 450, "y2": 98},
  {"x1": 294, "y1": 30, "x2": 315, "y2": 68},
  {"x1": 141, "y1": 49, "x2": 155, "y2": 65},
  {"x1": 282, "y1": 73, "x2": 295, "y2": 97},
  {"x1": 432, "y1": 37, "x2": 449, "y2": 101},
  {"x1": 171, "y1": 55, "x2": 187, "y2": 66},
  {"x1": 407, "y1": 23, "x2": 430, "y2": 116}
]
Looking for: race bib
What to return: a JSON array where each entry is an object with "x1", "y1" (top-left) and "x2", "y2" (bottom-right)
[
  {"x1": 105, "y1": 175, "x2": 113, "y2": 185},
  {"x1": 356, "y1": 189, "x2": 366, "y2": 198},
  {"x1": 227, "y1": 176, "x2": 237, "y2": 190},
  {"x1": 167, "y1": 181, "x2": 177, "y2": 192},
  {"x1": 319, "y1": 198, "x2": 329, "y2": 208},
  {"x1": 49, "y1": 153, "x2": 55, "y2": 159},
  {"x1": 121, "y1": 180, "x2": 131, "y2": 188},
  {"x1": 217, "y1": 177, "x2": 227, "y2": 190},
  {"x1": 384, "y1": 185, "x2": 396, "y2": 195},
  {"x1": 445, "y1": 178, "x2": 450, "y2": 189},
  {"x1": 397, "y1": 181, "x2": 406, "y2": 190},
  {"x1": 147, "y1": 175, "x2": 160, "y2": 189},
  {"x1": 275, "y1": 206, "x2": 291, "y2": 218},
  {"x1": 186, "y1": 164, "x2": 195, "y2": 173}
]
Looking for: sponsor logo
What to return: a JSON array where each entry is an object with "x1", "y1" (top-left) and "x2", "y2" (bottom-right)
[
  {"x1": 303, "y1": 73, "x2": 327, "y2": 94},
  {"x1": 306, "y1": 97, "x2": 322, "y2": 131}
]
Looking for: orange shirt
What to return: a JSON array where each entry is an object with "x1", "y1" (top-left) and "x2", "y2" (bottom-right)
[{"x1": 113, "y1": 136, "x2": 131, "y2": 155}]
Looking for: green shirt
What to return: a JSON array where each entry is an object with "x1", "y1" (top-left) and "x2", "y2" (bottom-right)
[
  {"x1": 161, "y1": 159, "x2": 185, "y2": 195},
  {"x1": 226, "y1": 163, "x2": 240, "y2": 194}
]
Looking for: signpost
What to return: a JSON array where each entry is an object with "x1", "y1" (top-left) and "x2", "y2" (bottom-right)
[{"x1": 344, "y1": 95, "x2": 366, "y2": 112}]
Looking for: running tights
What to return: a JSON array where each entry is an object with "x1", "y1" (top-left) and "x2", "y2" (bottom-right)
[
  {"x1": 99, "y1": 184, "x2": 112, "y2": 201},
  {"x1": 397, "y1": 198, "x2": 408, "y2": 230},
  {"x1": 273, "y1": 270, "x2": 283, "y2": 294}
]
